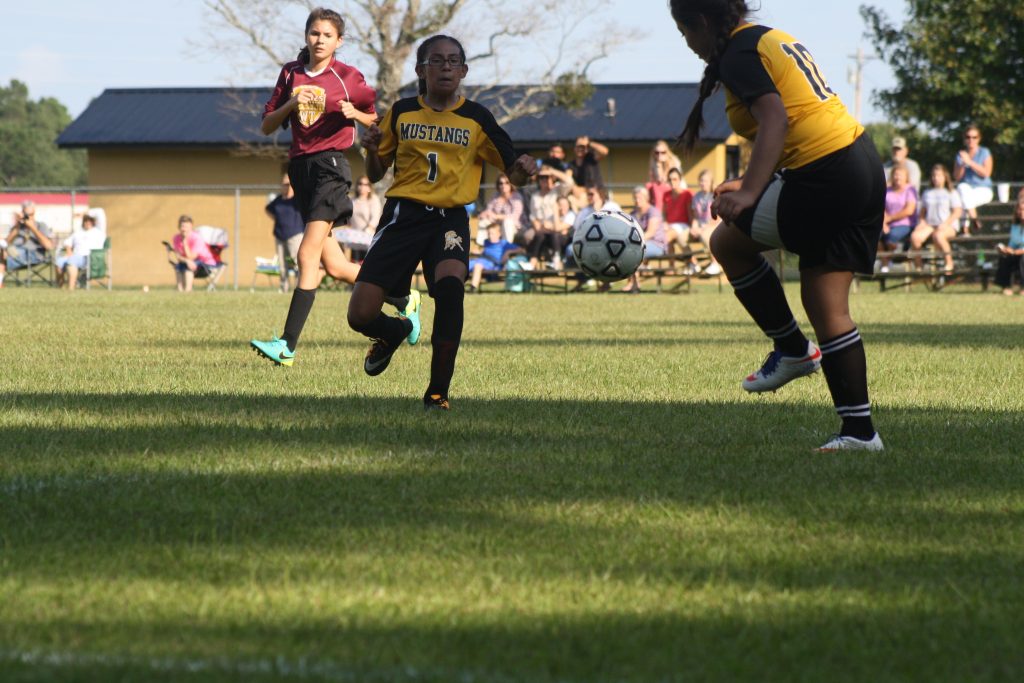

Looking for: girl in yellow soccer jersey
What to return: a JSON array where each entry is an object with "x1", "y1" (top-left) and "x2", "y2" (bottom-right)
[
  {"x1": 349, "y1": 35, "x2": 537, "y2": 411},
  {"x1": 671, "y1": 0, "x2": 886, "y2": 451}
]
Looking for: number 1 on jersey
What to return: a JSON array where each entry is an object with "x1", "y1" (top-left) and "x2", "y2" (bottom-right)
[
  {"x1": 426, "y1": 152, "x2": 438, "y2": 183},
  {"x1": 781, "y1": 42, "x2": 835, "y2": 101}
]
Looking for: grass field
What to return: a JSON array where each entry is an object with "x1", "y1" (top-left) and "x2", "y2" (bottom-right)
[{"x1": 1, "y1": 285, "x2": 1022, "y2": 682}]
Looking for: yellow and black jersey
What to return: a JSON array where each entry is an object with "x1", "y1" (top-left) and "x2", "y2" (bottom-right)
[
  {"x1": 377, "y1": 96, "x2": 519, "y2": 208},
  {"x1": 720, "y1": 24, "x2": 863, "y2": 170}
]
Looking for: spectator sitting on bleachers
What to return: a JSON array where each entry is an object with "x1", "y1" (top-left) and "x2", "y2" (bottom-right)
[
  {"x1": 0, "y1": 201, "x2": 54, "y2": 287},
  {"x1": 909, "y1": 164, "x2": 963, "y2": 273},
  {"x1": 646, "y1": 140, "x2": 681, "y2": 212},
  {"x1": 555, "y1": 195, "x2": 576, "y2": 240},
  {"x1": 55, "y1": 214, "x2": 106, "y2": 291},
  {"x1": 995, "y1": 196, "x2": 1024, "y2": 296},
  {"x1": 954, "y1": 124, "x2": 994, "y2": 233},
  {"x1": 689, "y1": 169, "x2": 723, "y2": 276},
  {"x1": 662, "y1": 167, "x2": 697, "y2": 272},
  {"x1": 541, "y1": 144, "x2": 571, "y2": 174},
  {"x1": 467, "y1": 222, "x2": 526, "y2": 293},
  {"x1": 477, "y1": 173, "x2": 524, "y2": 245},
  {"x1": 171, "y1": 215, "x2": 217, "y2": 292},
  {"x1": 524, "y1": 166, "x2": 569, "y2": 248},
  {"x1": 879, "y1": 164, "x2": 918, "y2": 272},
  {"x1": 623, "y1": 186, "x2": 668, "y2": 293},
  {"x1": 572, "y1": 185, "x2": 623, "y2": 234},
  {"x1": 884, "y1": 136, "x2": 922, "y2": 193}
]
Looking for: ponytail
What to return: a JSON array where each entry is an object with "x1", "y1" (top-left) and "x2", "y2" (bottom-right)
[{"x1": 670, "y1": 0, "x2": 751, "y2": 151}]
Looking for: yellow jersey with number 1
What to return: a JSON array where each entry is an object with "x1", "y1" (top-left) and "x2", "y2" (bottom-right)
[
  {"x1": 719, "y1": 23, "x2": 864, "y2": 170},
  {"x1": 376, "y1": 95, "x2": 519, "y2": 208}
]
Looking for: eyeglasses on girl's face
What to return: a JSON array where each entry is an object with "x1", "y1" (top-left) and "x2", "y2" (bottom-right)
[{"x1": 421, "y1": 55, "x2": 464, "y2": 68}]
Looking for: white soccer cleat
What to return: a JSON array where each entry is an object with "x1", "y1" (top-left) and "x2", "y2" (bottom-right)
[
  {"x1": 816, "y1": 432, "x2": 885, "y2": 452},
  {"x1": 741, "y1": 341, "x2": 822, "y2": 393}
]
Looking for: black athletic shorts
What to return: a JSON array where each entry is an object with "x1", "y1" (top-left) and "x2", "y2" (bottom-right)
[
  {"x1": 287, "y1": 150, "x2": 354, "y2": 226},
  {"x1": 356, "y1": 198, "x2": 470, "y2": 298},
  {"x1": 734, "y1": 132, "x2": 885, "y2": 274}
]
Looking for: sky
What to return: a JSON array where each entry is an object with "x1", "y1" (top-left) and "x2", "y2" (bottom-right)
[{"x1": 0, "y1": 0, "x2": 907, "y2": 123}]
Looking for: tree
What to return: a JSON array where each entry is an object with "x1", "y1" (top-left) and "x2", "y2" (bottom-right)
[
  {"x1": 861, "y1": 1, "x2": 1024, "y2": 177},
  {"x1": 0, "y1": 80, "x2": 87, "y2": 187},
  {"x1": 203, "y1": 0, "x2": 627, "y2": 125}
]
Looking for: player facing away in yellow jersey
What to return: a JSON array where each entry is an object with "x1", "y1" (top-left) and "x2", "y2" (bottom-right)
[
  {"x1": 349, "y1": 34, "x2": 537, "y2": 411},
  {"x1": 672, "y1": 0, "x2": 886, "y2": 452}
]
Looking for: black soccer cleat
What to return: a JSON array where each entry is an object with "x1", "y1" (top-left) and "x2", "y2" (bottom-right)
[
  {"x1": 363, "y1": 338, "x2": 398, "y2": 376},
  {"x1": 423, "y1": 393, "x2": 450, "y2": 412}
]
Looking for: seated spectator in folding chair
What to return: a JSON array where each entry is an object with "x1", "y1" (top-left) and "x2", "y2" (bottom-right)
[
  {"x1": 55, "y1": 214, "x2": 107, "y2": 291},
  {"x1": 266, "y1": 174, "x2": 304, "y2": 293},
  {"x1": 878, "y1": 165, "x2": 918, "y2": 272},
  {"x1": 467, "y1": 223, "x2": 526, "y2": 293},
  {"x1": 169, "y1": 215, "x2": 218, "y2": 292},
  {"x1": 0, "y1": 201, "x2": 55, "y2": 287}
]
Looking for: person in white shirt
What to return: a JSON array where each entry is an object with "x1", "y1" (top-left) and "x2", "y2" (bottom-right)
[{"x1": 56, "y1": 214, "x2": 106, "y2": 290}]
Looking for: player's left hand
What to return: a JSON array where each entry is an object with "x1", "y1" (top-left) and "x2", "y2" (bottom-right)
[
  {"x1": 508, "y1": 154, "x2": 539, "y2": 186},
  {"x1": 712, "y1": 186, "x2": 756, "y2": 223}
]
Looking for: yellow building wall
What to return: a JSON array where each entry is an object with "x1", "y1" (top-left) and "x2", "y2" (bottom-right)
[{"x1": 87, "y1": 148, "x2": 366, "y2": 287}]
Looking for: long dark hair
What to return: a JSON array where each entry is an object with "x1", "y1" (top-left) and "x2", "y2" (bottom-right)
[
  {"x1": 415, "y1": 34, "x2": 466, "y2": 95},
  {"x1": 670, "y1": 0, "x2": 752, "y2": 151},
  {"x1": 297, "y1": 8, "x2": 346, "y2": 64}
]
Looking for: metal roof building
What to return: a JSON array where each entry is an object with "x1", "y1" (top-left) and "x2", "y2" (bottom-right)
[{"x1": 58, "y1": 84, "x2": 731, "y2": 148}]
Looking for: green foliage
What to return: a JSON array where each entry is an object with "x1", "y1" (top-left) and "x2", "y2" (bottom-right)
[
  {"x1": 861, "y1": 1, "x2": 1024, "y2": 178},
  {"x1": 0, "y1": 79, "x2": 87, "y2": 187},
  {"x1": 1, "y1": 288, "x2": 1023, "y2": 682},
  {"x1": 552, "y1": 72, "x2": 595, "y2": 110}
]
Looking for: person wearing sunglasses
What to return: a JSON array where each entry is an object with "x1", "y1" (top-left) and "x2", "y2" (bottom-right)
[{"x1": 953, "y1": 124, "x2": 994, "y2": 234}]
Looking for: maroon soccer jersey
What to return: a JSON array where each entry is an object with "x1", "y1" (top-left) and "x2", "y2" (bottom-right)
[{"x1": 264, "y1": 57, "x2": 377, "y2": 158}]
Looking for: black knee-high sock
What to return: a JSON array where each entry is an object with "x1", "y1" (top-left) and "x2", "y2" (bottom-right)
[
  {"x1": 819, "y1": 328, "x2": 875, "y2": 439},
  {"x1": 282, "y1": 287, "x2": 316, "y2": 351},
  {"x1": 352, "y1": 312, "x2": 411, "y2": 348},
  {"x1": 426, "y1": 276, "x2": 464, "y2": 399},
  {"x1": 728, "y1": 257, "x2": 808, "y2": 356}
]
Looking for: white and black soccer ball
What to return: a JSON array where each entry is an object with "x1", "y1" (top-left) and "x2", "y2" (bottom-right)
[{"x1": 571, "y1": 210, "x2": 646, "y2": 282}]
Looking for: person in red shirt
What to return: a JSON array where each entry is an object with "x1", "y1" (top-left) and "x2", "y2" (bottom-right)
[
  {"x1": 250, "y1": 8, "x2": 418, "y2": 367},
  {"x1": 662, "y1": 167, "x2": 696, "y2": 269}
]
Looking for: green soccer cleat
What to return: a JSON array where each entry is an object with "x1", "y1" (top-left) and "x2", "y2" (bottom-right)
[
  {"x1": 250, "y1": 336, "x2": 295, "y2": 367},
  {"x1": 401, "y1": 290, "x2": 422, "y2": 345}
]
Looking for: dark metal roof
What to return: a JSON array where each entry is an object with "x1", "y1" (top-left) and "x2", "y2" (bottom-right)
[
  {"x1": 58, "y1": 83, "x2": 730, "y2": 148},
  {"x1": 493, "y1": 83, "x2": 731, "y2": 145},
  {"x1": 57, "y1": 88, "x2": 278, "y2": 148}
]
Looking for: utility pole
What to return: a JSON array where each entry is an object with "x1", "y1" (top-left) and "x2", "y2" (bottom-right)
[{"x1": 847, "y1": 46, "x2": 878, "y2": 121}]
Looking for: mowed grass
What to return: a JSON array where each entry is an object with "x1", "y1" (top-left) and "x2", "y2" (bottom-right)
[{"x1": 1, "y1": 285, "x2": 1022, "y2": 682}]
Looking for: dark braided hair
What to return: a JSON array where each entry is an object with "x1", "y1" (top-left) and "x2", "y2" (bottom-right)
[
  {"x1": 415, "y1": 35, "x2": 466, "y2": 95},
  {"x1": 297, "y1": 8, "x2": 345, "y2": 64},
  {"x1": 670, "y1": 0, "x2": 752, "y2": 151}
]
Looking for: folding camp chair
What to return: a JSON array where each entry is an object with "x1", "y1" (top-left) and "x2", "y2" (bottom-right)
[
  {"x1": 82, "y1": 237, "x2": 112, "y2": 290},
  {"x1": 162, "y1": 225, "x2": 228, "y2": 291}
]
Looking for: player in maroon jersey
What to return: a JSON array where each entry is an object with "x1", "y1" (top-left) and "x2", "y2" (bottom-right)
[{"x1": 250, "y1": 7, "x2": 419, "y2": 367}]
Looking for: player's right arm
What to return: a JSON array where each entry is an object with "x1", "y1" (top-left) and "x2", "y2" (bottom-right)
[
  {"x1": 360, "y1": 124, "x2": 394, "y2": 184},
  {"x1": 262, "y1": 90, "x2": 315, "y2": 135}
]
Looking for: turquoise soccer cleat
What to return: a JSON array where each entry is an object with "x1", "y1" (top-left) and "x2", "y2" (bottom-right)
[
  {"x1": 402, "y1": 290, "x2": 422, "y2": 345},
  {"x1": 250, "y1": 336, "x2": 295, "y2": 367}
]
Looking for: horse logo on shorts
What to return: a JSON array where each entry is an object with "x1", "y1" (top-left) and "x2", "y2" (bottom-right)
[
  {"x1": 444, "y1": 231, "x2": 464, "y2": 252},
  {"x1": 292, "y1": 85, "x2": 327, "y2": 127}
]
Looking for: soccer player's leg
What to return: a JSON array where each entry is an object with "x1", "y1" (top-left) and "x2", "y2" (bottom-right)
[
  {"x1": 250, "y1": 219, "x2": 332, "y2": 366},
  {"x1": 348, "y1": 281, "x2": 410, "y2": 376},
  {"x1": 421, "y1": 216, "x2": 470, "y2": 411},
  {"x1": 802, "y1": 267, "x2": 882, "y2": 451},
  {"x1": 710, "y1": 220, "x2": 817, "y2": 394},
  {"x1": 423, "y1": 258, "x2": 466, "y2": 411}
]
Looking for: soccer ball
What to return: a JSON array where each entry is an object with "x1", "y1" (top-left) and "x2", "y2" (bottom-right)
[{"x1": 571, "y1": 210, "x2": 646, "y2": 282}]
